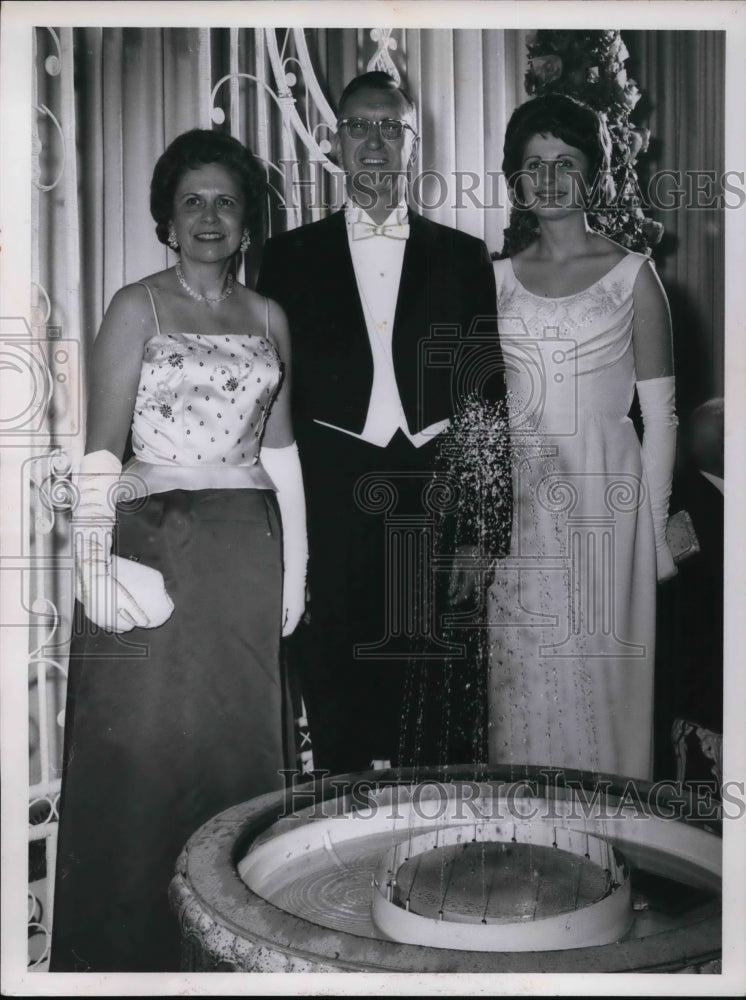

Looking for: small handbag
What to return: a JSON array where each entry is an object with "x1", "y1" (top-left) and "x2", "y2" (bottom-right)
[{"x1": 666, "y1": 508, "x2": 701, "y2": 564}]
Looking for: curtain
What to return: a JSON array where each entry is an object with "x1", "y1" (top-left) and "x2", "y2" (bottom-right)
[
  {"x1": 74, "y1": 28, "x2": 214, "y2": 347},
  {"x1": 405, "y1": 28, "x2": 530, "y2": 248},
  {"x1": 625, "y1": 30, "x2": 725, "y2": 409}
]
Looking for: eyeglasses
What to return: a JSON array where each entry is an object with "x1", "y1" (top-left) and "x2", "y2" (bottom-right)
[{"x1": 337, "y1": 117, "x2": 417, "y2": 141}]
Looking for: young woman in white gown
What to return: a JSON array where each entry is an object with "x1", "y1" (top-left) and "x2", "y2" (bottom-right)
[{"x1": 488, "y1": 95, "x2": 677, "y2": 782}]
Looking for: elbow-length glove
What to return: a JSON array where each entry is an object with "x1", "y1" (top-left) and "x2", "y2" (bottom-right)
[
  {"x1": 260, "y1": 442, "x2": 308, "y2": 636},
  {"x1": 73, "y1": 450, "x2": 174, "y2": 632},
  {"x1": 637, "y1": 376, "x2": 678, "y2": 582}
]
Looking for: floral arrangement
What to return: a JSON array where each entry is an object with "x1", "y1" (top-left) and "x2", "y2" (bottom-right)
[{"x1": 499, "y1": 30, "x2": 663, "y2": 257}]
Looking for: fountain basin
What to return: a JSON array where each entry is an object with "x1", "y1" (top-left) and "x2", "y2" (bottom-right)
[{"x1": 169, "y1": 766, "x2": 721, "y2": 973}]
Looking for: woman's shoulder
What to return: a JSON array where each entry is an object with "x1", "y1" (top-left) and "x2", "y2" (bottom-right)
[
  {"x1": 510, "y1": 242, "x2": 537, "y2": 264},
  {"x1": 110, "y1": 269, "x2": 172, "y2": 312},
  {"x1": 124, "y1": 266, "x2": 174, "y2": 293},
  {"x1": 90, "y1": 276, "x2": 165, "y2": 352},
  {"x1": 102, "y1": 275, "x2": 166, "y2": 334},
  {"x1": 492, "y1": 255, "x2": 516, "y2": 275},
  {"x1": 590, "y1": 233, "x2": 649, "y2": 268},
  {"x1": 586, "y1": 234, "x2": 654, "y2": 289},
  {"x1": 491, "y1": 256, "x2": 516, "y2": 298},
  {"x1": 232, "y1": 281, "x2": 274, "y2": 324},
  {"x1": 234, "y1": 284, "x2": 290, "y2": 358}
]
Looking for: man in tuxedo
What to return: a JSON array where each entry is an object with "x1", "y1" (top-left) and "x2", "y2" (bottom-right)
[{"x1": 258, "y1": 71, "x2": 506, "y2": 775}]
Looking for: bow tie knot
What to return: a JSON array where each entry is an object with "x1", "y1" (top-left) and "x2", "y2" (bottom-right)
[{"x1": 351, "y1": 217, "x2": 410, "y2": 241}]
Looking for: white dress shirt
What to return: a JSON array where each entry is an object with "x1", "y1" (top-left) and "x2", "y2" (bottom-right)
[{"x1": 312, "y1": 201, "x2": 449, "y2": 448}]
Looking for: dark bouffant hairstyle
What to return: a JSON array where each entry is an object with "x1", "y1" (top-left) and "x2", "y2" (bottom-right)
[
  {"x1": 502, "y1": 93, "x2": 613, "y2": 205},
  {"x1": 150, "y1": 129, "x2": 266, "y2": 246},
  {"x1": 496, "y1": 94, "x2": 615, "y2": 258},
  {"x1": 338, "y1": 71, "x2": 417, "y2": 123}
]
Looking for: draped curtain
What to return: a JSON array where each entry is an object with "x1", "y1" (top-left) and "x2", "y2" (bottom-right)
[
  {"x1": 625, "y1": 30, "x2": 725, "y2": 411},
  {"x1": 27, "y1": 25, "x2": 725, "y2": 969}
]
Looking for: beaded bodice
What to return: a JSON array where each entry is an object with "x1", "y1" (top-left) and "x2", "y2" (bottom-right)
[{"x1": 131, "y1": 330, "x2": 281, "y2": 468}]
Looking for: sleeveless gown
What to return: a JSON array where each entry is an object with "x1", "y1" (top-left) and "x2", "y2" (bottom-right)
[
  {"x1": 50, "y1": 287, "x2": 289, "y2": 972},
  {"x1": 488, "y1": 253, "x2": 657, "y2": 782}
]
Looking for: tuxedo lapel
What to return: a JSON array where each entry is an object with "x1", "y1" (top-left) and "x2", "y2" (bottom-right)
[
  {"x1": 393, "y1": 212, "x2": 429, "y2": 336},
  {"x1": 319, "y1": 211, "x2": 369, "y2": 345},
  {"x1": 299, "y1": 210, "x2": 373, "y2": 433},
  {"x1": 392, "y1": 213, "x2": 435, "y2": 432}
]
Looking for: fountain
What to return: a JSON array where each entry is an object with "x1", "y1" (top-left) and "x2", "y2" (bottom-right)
[{"x1": 170, "y1": 765, "x2": 721, "y2": 973}]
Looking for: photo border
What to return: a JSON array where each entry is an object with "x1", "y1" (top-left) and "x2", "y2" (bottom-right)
[{"x1": 2, "y1": 2, "x2": 744, "y2": 995}]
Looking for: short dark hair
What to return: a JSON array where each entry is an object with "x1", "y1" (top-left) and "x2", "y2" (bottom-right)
[
  {"x1": 338, "y1": 71, "x2": 417, "y2": 123},
  {"x1": 150, "y1": 129, "x2": 266, "y2": 246},
  {"x1": 502, "y1": 94, "x2": 613, "y2": 204}
]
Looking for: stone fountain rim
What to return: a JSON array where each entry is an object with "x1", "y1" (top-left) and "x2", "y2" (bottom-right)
[{"x1": 170, "y1": 766, "x2": 722, "y2": 974}]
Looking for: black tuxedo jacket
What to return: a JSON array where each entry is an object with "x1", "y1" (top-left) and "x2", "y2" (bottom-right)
[{"x1": 257, "y1": 209, "x2": 504, "y2": 446}]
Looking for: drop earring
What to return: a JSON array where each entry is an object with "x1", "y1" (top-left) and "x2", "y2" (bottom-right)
[
  {"x1": 239, "y1": 229, "x2": 251, "y2": 253},
  {"x1": 167, "y1": 225, "x2": 180, "y2": 251}
]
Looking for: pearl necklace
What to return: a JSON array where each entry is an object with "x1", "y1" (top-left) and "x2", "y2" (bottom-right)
[{"x1": 175, "y1": 261, "x2": 235, "y2": 304}]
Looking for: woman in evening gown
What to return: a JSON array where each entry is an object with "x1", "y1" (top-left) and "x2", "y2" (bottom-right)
[
  {"x1": 488, "y1": 95, "x2": 677, "y2": 782},
  {"x1": 50, "y1": 129, "x2": 307, "y2": 971}
]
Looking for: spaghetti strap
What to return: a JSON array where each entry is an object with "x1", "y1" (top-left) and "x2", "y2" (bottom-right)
[
  {"x1": 265, "y1": 297, "x2": 270, "y2": 340},
  {"x1": 137, "y1": 281, "x2": 162, "y2": 338}
]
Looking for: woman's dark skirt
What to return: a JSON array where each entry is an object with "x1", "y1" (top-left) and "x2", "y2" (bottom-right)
[{"x1": 50, "y1": 488, "x2": 287, "y2": 972}]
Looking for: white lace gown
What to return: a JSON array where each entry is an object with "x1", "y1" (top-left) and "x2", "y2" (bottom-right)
[{"x1": 488, "y1": 253, "x2": 657, "y2": 781}]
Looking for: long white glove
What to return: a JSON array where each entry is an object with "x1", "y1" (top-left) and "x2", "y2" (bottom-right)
[
  {"x1": 637, "y1": 376, "x2": 678, "y2": 582},
  {"x1": 73, "y1": 450, "x2": 174, "y2": 632},
  {"x1": 260, "y1": 442, "x2": 308, "y2": 636}
]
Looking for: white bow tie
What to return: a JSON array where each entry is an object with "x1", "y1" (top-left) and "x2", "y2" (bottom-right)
[{"x1": 351, "y1": 218, "x2": 410, "y2": 241}]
